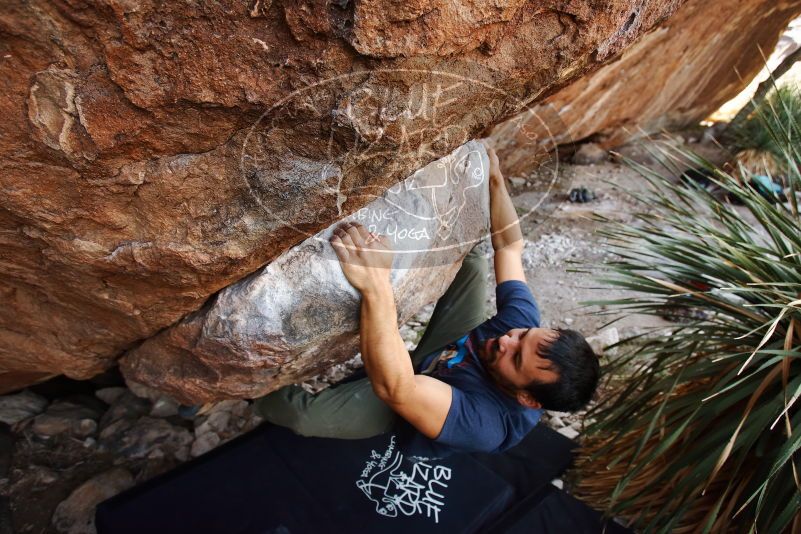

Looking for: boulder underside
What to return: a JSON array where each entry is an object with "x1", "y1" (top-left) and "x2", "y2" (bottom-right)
[
  {"x1": 2, "y1": 0, "x2": 688, "y2": 397},
  {"x1": 492, "y1": 0, "x2": 801, "y2": 176}
]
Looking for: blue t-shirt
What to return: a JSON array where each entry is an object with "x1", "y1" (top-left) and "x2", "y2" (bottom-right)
[{"x1": 398, "y1": 280, "x2": 542, "y2": 458}]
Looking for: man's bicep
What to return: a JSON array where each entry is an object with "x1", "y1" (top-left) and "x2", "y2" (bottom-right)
[
  {"x1": 493, "y1": 247, "x2": 526, "y2": 283},
  {"x1": 386, "y1": 375, "x2": 452, "y2": 440}
]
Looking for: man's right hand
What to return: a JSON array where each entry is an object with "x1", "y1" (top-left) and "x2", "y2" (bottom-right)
[{"x1": 330, "y1": 222, "x2": 394, "y2": 296}]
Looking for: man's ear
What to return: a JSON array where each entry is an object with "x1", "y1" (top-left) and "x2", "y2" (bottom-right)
[{"x1": 516, "y1": 390, "x2": 541, "y2": 409}]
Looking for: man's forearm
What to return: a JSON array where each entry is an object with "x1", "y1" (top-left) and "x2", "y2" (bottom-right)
[
  {"x1": 489, "y1": 173, "x2": 523, "y2": 251},
  {"x1": 359, "y1": 284, "x2": 415, "y2": 401}
]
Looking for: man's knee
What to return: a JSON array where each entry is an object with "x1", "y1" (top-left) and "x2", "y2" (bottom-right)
[
  {"x1": 253, "y1": 386, "x2": 306, "y2": 429},
  {"x1": 254, "y1": 383, "x2": 395, "y2": 439}
]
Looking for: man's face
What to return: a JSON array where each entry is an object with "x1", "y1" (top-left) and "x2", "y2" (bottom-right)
[{"x1": 477, "y1": 327, "x2": 560, "y2": 407}]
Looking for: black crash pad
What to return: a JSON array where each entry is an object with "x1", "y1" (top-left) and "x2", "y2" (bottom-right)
[
  {"x1": 96, "y1": 423, "x2": 576, "y2": 534},
  {"x1": 487, "y1": 484, "x2": 633, "y2": 534}
]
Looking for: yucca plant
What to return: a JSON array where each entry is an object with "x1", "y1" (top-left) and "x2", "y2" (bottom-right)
[
  {"x1": 729, "y1": 84, "x2": 801, "y2": 177},
  {"x1": 575, "y1": 88, "x2": 801, "y2": 533}
]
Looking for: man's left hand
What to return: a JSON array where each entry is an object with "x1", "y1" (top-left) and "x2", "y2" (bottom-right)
[{"x1": 330, "y1": 222, "x2": 394, "y2": 294}]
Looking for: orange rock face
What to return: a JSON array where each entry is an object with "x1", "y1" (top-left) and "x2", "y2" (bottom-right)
[
  {"x1": 0, "y1": 0, "x2": 684, "y2": 394},
  {"x1": 493, "y1": 0, "x2": 801, "y2": 176}
]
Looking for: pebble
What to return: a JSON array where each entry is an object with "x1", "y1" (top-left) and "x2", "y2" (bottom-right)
[
  {"x1": 51, "y1": 468, "x2": 134, "y2": 534},
  {"x1": 557, "y1": 426, "x2": 579, "y2": 440},
  {"x1": 206, "y1": 399, "x2": 242, "y2": 415},
  {"x1": 31, "y1": 414, "x2": 86, "y2": 438},
  {"x1": 98, "y1": 392, "x2": 150, "y2": 431},
  {"x1": 191, "y1": 432, "x2": 221, "y2": 457},
  {"x1": 0, "y1": 390, "x2": 47, "y2": 424},
  {"x1": 195, "y1": 411, "x2": 230, "y2": 437},
  {"x1": 34, "y1": 466, "x2": 58, "y2": 485},
  {"x1": 94, "y1": 387, "x2": 127, "y2": 405},
  {"x1": 551, "y1": 479, "x2": 564, "y2": 490},
  {"x1": 572, "y1": 143, "x2": 608, "y2": 165},
  {"x1": 150, "y1": 397, "x2": 179, "y2": 418},
  {"x1": 99, "y1": 417, "x2": 193, "y2": 461},
  {"x1": 230, "y1": 401, "x2": 249, "y2": 419},
  {"x1": 79, "y1": 419, "x2": 98, "y2": 436},
  {"x1": 125, "y1": 380, "x2": 165, "y2": 403},
  {"x1": 522, "y1": 235, "x2": 577, "y2": 269},
  {"x1": 586, "y1": 327, "x2": 620, "y2": 354},
  {"x1": 49, "y1": 397, "x2": 104, "y2": 420}
]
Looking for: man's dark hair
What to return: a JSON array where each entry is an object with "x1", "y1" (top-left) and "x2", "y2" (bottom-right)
[{"x1": 525, "y1": 329, "x2": 599, "y2": 412}]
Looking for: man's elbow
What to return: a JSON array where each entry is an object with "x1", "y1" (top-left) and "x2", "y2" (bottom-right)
[{"x1": 372, "y1": 377, "x2": 414, "y2": 406}]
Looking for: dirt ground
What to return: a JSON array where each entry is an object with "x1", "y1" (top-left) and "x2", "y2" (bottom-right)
[{"x1": 511, "y1": 134, "x2": 731, "y2": 340}]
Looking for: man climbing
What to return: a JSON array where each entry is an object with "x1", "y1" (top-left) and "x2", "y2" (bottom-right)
[{"x1": 254, "y1": 145, "x2": 600, "y2": 456}]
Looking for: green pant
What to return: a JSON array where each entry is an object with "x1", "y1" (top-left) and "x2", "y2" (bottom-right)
[{"x1": 253, "y1": 247, "x2": 489, "y2": 439}]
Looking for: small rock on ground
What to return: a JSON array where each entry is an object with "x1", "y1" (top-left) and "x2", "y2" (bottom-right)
[
  {"x1": 94, "y1": 387, "x2": 127, "y2": 406},
  {"x1": 191, "y1": 432, "x2": 221, "y2": 458},
  {"x1": 51, "y1": 468, "x2": 134, "y2": 534},
  {"x1": 572, "y1": 143, "x2": 608, "y2": 165},
  {"x1": 0, "y1": 390, "x2": 47, "y2": 425},
  {"x1": 195, "y1": 411, "x2": 230, "y2": 437},
  {"x1": 98, "y1": 417, "x2": 192, "y2": 462}
]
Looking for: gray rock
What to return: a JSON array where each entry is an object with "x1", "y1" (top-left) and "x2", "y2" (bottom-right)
[
  {"x1": 98, "y1": 419, "x2": 130, "y2": 442},
  {"x1": 94, "y1": 387, "x2": 127, "y2": 405},
  {"x1": 31, "y1": 414, "x2": 91, "y2": 438},
  {"x1": 228, "y1": 401, "x2": 249, "y2": 419},
  {"x1": 74, "y1": 419, "x2": 97, "y2": 438},
  {"x1": 149, "y1": 397, "x2": 179, "y2": 418},
  {"x1": 99, "y1": 417, "x2": 192, "y2": 461},
  {"x1": 0, "y1": 390, "x2": 47, "y2": 424},
  {"x1": 126, "y1": 381, "x2": 182, "y2": 418},
  {"x1": 47, "y1": 400, "x2": 102, "y2": 421},
  {"x1": 557, "y1": 426, "x2": 579, "y2": 440},
  {"x1": 121, "y1": 141, "x2": 492, "y2": 403},
  {"x1": 52, "y1": 468, "x2": 134, "y2": 534},
  {"x1": 206, "y1": 399, "x2": 245, "y2": 415},
  {"x1": 572, "y1": 143, "x2": 608, "y2": 165},
  {"x1": 31, "y1": 465, "x2": 58, "y2": 485},
  {"x1": 586, "y1": 327, "x2": 620, "y2": 355},
  {"x1": 98, "y1": 392, "x2": 150, "y2": 431},
  {"x1": 549, "y1": 415, "x2": 565, "y2": 428},
  {"x1": 31, "y1": 399, "x2": 103, "y2": 438},
  {"x1": 125, "y1": 381, "x2": 161, "y2": 402},
  {"x1": 190, "y1": 432, "x2": 221, "y2": 457},
  {"x1": 195, "y1": 411, "x2": 230, "y2": 437}
]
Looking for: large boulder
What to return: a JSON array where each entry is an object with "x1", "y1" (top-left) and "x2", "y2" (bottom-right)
[
  {"x1": 0, "y1": 0, "x2": 684, "y2": 392},
  {"x1": 492, "y1": 0, "x2": 801, "y2": 176},
  {"x1": 120, "y1": 141, "x2": 490, "y2": 403}
]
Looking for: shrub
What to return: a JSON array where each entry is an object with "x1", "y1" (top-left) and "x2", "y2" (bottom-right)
[{"x1": 577, "y1": 89, "x2": 801, "y2": 532}]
